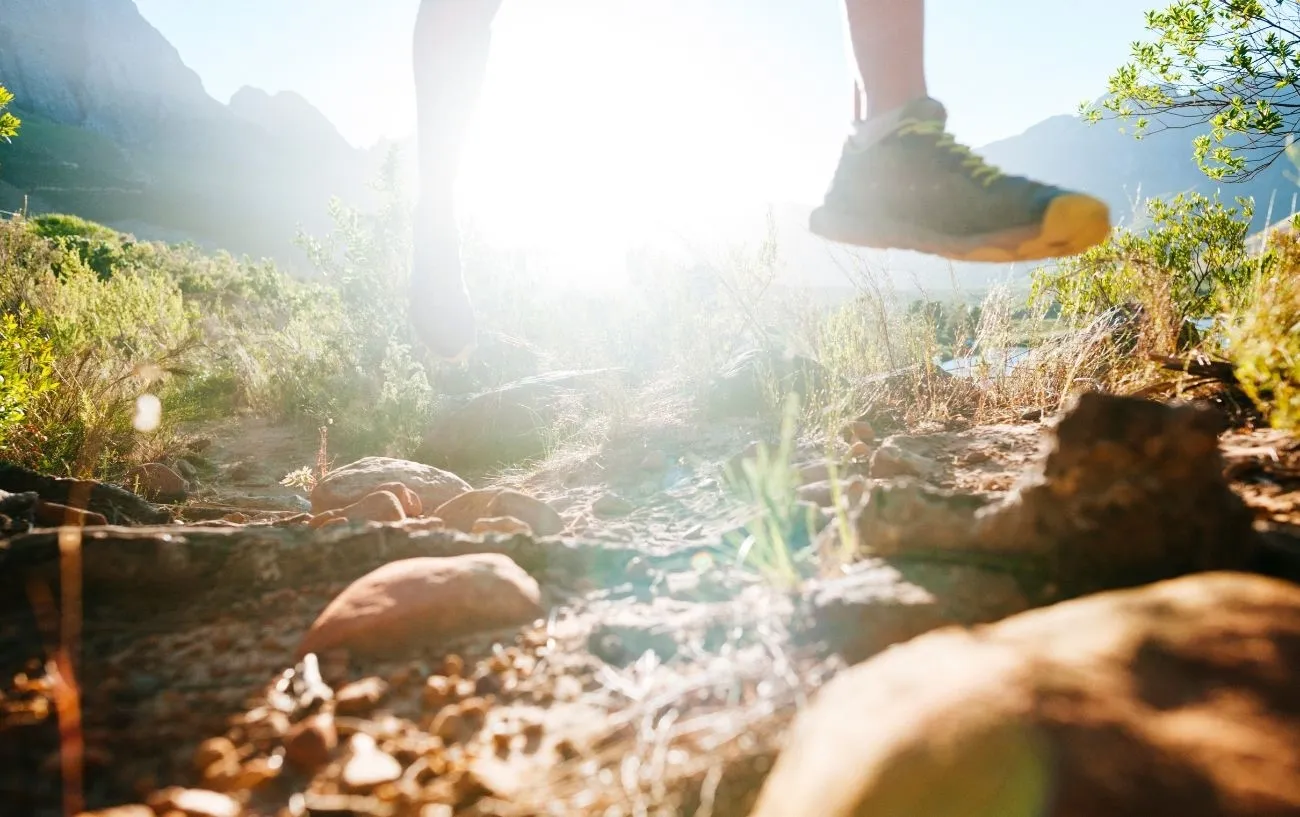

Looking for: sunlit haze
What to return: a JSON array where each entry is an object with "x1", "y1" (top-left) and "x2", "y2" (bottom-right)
[{"x1": 134, "y1": 0, "x2": 1152, "y2": 284}]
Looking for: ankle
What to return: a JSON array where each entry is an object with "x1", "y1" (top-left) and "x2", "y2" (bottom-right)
[{"x1": 851, "y1": 97, "x2": 944, "y2": 146}]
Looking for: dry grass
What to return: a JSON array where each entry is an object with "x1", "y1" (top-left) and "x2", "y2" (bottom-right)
[{"x1": 509, "y1": 597, "x2": 840, "y2": 817}]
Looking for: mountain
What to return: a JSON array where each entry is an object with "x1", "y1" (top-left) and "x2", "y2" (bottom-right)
[
  {"x1": 0, "y1": 0, "x2": 379, "y2": 268},
  {"x1": 1, "y1": 0, "x2": 1294, "y2": 284},
  {"x1": 980, "y1": 110, "x2": 1300, "y2": 232}
]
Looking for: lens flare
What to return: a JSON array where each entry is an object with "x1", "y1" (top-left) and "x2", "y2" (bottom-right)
[{"x1": 133, "y1": 393, "x2": 162, "y2": 433}]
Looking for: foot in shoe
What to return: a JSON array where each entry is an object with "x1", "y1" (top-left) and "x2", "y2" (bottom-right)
[
  {"x1": 810, "y1": 97, "x2": 1112, "y2": 263},
  {"x1": 409, "y1": 229, "x2": 477, "y2": 361}
]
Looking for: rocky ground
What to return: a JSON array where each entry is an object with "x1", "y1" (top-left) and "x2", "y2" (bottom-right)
[{"x1": 2, "y1": 383, "x2": 1299, "y2": 817}]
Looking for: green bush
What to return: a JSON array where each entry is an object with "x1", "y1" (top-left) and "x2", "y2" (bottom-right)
[
  {"x1": 28, "y1": 213, "x2": 136, "y2": 279},
  {"x1": 0, "y1": 84, "x2": 18, "y2": 145},
  {"x1": 0, "y1": 307, "x2": 58, "y2": 452},
  {"x1": 1031, "y1": 193, "x2": 1259, "y2": 350},
  {"x1": 1227, "y1": 231, "x2": 1300, "y2": 431},
  {"x1": 0, "y1": 214, "x2": 344, "y2": 475}
]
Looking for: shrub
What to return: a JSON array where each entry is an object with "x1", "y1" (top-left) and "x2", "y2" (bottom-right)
[
  {"x1": 1227, "y1": 231, "x2": 1300, "y2": 431},
  {"x1": 0, "y1": 307, "x2": 58, "y2": 454},
  {"x1": 1031, "y1": 192, "x2": 1259, "y2": 352}
]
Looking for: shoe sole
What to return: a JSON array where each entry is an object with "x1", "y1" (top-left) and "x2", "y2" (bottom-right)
[{"x1": 808, "y1": 193, "x2": 1112, "y2": 263}]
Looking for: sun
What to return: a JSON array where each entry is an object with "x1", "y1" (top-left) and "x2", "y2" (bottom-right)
[{"x1": 447, "y1": 0, "x2": 779, "y2": 289}]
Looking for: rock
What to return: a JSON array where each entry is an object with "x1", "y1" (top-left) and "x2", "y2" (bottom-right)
[
  {"x1": 311, "y1": 457, "x2": 470, "y2": 516},
  {"x1": 371, "y1": 481, "x2": 422, "y2": 517},
  {"x1": 471, "y1": 516, "x2": 533, "y2": 537},
  {"x1": 192, "y1": 737, "x2": 237, "y2": 775},
  {"x1": 122, "y1": 462, "x2": 189, "y2": 503},
  {"x1": 839, "y1": 393, "x2": 1258, "y2": 602},
  {"x1": 841, "y1": 420, "x2": 875, "y2": 443},
  {"x1": 297, "y1": 554, "x2": 544, "y2": 658},
  {"x1": 341, "y1": 736, "x2": 403, "y2": 791},
  {"x1": 223, "y1": 459, "x2": 268, "y2": 485},
  {"x1": 848, "y1": 479, "x2": 995, "y2": 557},
  {"x1": 705, "y1": 348, "x2": 827, "y2": 418},
  {"x1": 801, "y1": 564, "x2": 948, "y2": 664},
  {"x1": 868, "y1": 436, "x2": 938, "y2": 479},
  {"x1": 75, "y1": 807, "x2": 154, "y2": 817},
  {"x1": 896, "y1": 562, "x2": 1032, "y2": 624},
  {"x1": 0, "y1": 489, "x2": 40, "y2": 533},
  {"x1": 978, "y1": 391, "x2": 1258, "y2": 598},
  {"x1": 309, "y1": 513, "x2": 348, "y2": 530},
  {"x1": 796, "y1": 476, "x2": 867, "y2": 509},
  {"x1": 591, "y1": 492, "x2": 635, "y2": 518},
  {"x1": 796, "y1": 462, "x2": 833, "y2": 485},
  {"x1": 419, "y1": 370, "x2": 619, "y2": 470},
  {"x1": 847, "y1": 440, "x2": 872, "y2": 461},
  {"x1": 145, "y1": 788, "x2": 240, "y2": 817},
  {"x1": 196, "y1": 754, "x2": 244, "y2": 793},
  {"x1": 0, "y1": 462, "x2": 170, "y2": 525},
  {"x1": 232, "y1": 757, "x2": 279, "y2": 791},
  {"x1": 334, "y1": 677, "x2": 389, "y2": 716},
  {"x1": 434, "y1": 489, "x2": 563, "y2": 537},
  {"x1": 33, "y1": 499, "x2": 108, "y2": 527},
  {"x1": 173, "y1": 458, "x2": 199, "y2": 481},
  {"x1": 802, "y1": 557, "x2": 1031, "y2": 663},
  {"x1": 751, "y1": 572, "x2": 1300, "y2": 817},
  {"x1": 284, "y1": 714, "x2": 338, "y2": 774},
  {"x1": 336, "y1": 490, "x2": 407, "y2": 525},
  {"x1": 395, "y1": 516, "x2": 447, "y2": 532}
]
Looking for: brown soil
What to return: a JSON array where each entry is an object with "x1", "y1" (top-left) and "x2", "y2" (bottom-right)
[{"x1": 3, "y1": 393, "x2": 1299, "y2": 817}]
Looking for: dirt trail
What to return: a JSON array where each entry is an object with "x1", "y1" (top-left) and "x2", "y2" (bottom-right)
[{"x1": 3, "y1": 392, "x2": 1300, "y2": 816}]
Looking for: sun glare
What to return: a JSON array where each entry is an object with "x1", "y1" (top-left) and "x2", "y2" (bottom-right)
[{"x1": 447, "y1": 0, "x2": 784, "y2": 289}]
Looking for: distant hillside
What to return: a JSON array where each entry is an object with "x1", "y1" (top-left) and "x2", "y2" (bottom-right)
[
  {"x1": 1, "y1": 0, "x2": 1294, "y2": 283},
  {"x1": 0, "y1": 0, "x2": 381, "y2": 269},
  {"x1": 980, "y1": 110, "x2": 1300, "y2": 232}
]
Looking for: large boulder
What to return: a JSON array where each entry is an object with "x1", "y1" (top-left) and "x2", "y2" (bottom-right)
[
  {"x1": 122, "y1": 462, "x2": 189, "y2": 503},
  {"x1": 703, "y1": 348, "x2": 827, "y2": 418},
  {"x1": 0, "y1": 462, "x2": 170, "y2": 526},
  {"x1": 751, "y1": 572, "x2": 1300, "y2": 817},
  {"x1": 310, "y1": 457, "x2": 469, "y2": 516},
  {"x1": 296, "y1": 554, "x2": 544, "y2": 659},
  {"x1": 418, "y1": 369, "x2": 621, "y2": 470},
  {"x1": 802, "y1": 560, "x2": 1031, "y2": 664},
  {"x1": 829, "y1": 392, "x2": 1258, "y2": 601}
]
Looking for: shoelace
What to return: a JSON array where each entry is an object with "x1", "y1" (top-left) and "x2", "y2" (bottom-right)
[{"x1": 894, "y1": 118, "x2": 1004, "y2": 187}]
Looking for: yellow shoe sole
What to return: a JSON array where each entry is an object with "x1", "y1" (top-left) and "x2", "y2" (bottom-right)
[{"x1": 810, "y1": 192, "x2": 1113, "y2": 263}]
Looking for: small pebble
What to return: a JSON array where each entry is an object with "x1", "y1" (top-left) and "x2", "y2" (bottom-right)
[
  {"x1": 147, "y1": 788, "x2": 240, "y2": 817},
  {"x1": 284, "y1": 714, "x2": 338, "y2": 774},
  {"x1": 335, "y1": 677, "x2": 388, "y2": 716},
  {"x1": 192, "y1": 737, "x2": 236, "y2": 774},
  {"x1": 423, "y1": 675, "x2": 453, "y2": 709},
  {"x1": 443, "y1": 654, "x2": 464, "y2": 678},
  {"x1": 341, "y1": 746, "x2": 403, "y2": 791}
]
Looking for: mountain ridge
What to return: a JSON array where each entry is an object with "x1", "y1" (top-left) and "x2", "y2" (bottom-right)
[
  {"x1": 2, "y1": 1, "x2": 1297, "y2": 284},
  {"x1": 0, "y1": 0, "x2": 378, "y2": 268}
]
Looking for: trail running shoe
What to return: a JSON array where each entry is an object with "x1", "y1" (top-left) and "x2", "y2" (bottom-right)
[
  {"x1": 409, "y1": 220, "x2": 477, "y2": 361},
  {"x1": 810, "y1": 97, "x2": 1112, "y2": 262}
]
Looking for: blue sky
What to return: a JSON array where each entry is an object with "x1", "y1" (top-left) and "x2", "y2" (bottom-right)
[
  {"x1": 133, "y1": 0, "x2": 1155, "y2": 271},
  {"x1": 135, "y1": 0, "x2": 1152, "y2": 149}
]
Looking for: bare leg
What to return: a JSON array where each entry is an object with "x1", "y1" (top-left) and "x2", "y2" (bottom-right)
[
  {"x1": 808, "y1": 0, "x2": 1112, "y2": 262},
  {"x1": 410, "y1": 0, "x2": 503, "y2": 359},
  {"x1": 844, "y1": 0, "x2": 927, "y2": 119}
]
